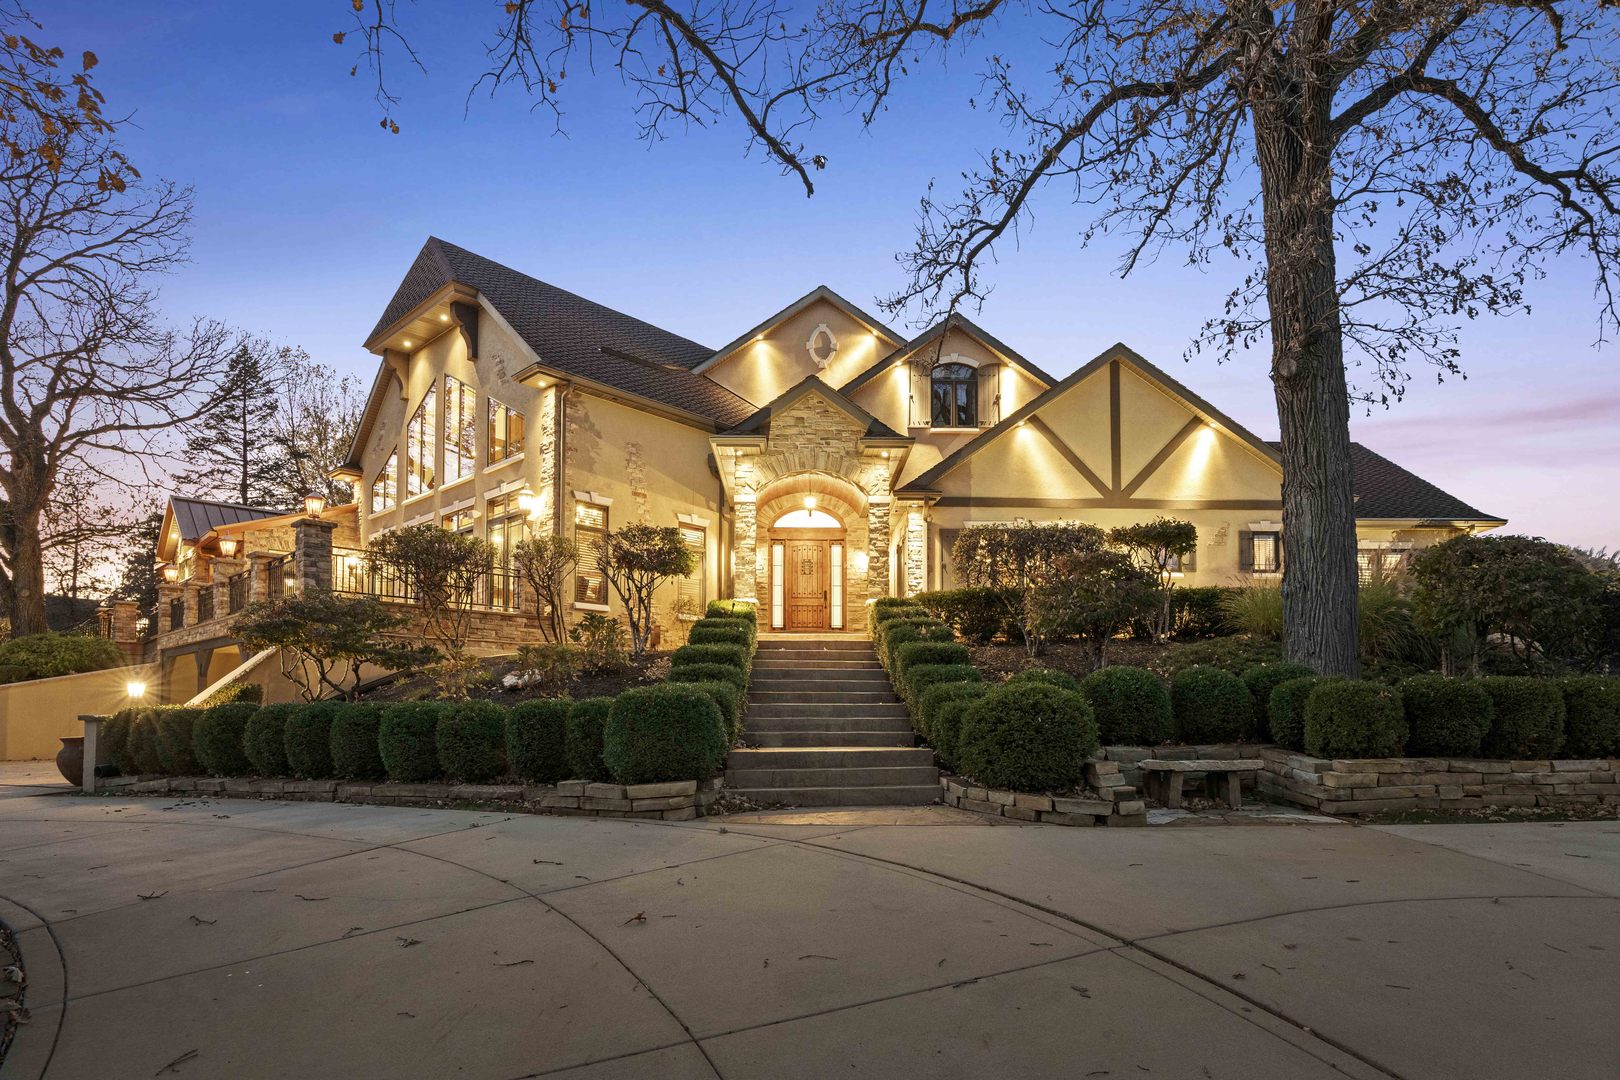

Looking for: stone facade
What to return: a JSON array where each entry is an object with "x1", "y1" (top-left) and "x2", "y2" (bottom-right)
[{"x1": 1257, "y1": 748, "x2": 1620, "y2": 814}]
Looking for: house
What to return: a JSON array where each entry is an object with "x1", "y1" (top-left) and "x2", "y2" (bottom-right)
[{"x1": 123, "y1": 237, "x2": 1502, "y2": 699}]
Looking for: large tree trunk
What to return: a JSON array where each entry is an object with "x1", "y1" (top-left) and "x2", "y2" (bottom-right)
[
  {"x1": 1253, "y1": 88, "x2": 1362, "y2": 678},
  {"x1": 8, "y1": 511, "x2": 50, "y2": 636}
]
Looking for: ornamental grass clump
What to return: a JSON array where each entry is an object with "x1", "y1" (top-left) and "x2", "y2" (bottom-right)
[
  {"x1": 436, "y1": 701, "x2": 508, "y2": 782},
  {"x1": 192, "y1": 702, "x2": 257, "y2": 777},
  {"x1": 284, "y1": 701, "x2": 340, "y2": 779},
  {"x1": 329, "y1": 702, "x2": 386, "y2": 780},
  {"x1": 155, "y1": 707, "x2": 204, "y2": 775},
  {"x1": 1559, "y1": 676, "x2": 1620, "y2": 758},
  {"x1": 1303, "y1": 680, "x2": 1407, "y2": 759},
  {"x1": 1478, "y1": 676, "x2": 1566, "y2": 759},
  {"x1": 1241, "y1": 662, "x2": 1316, "y2": 730},
  {"x1": 956, "y1": 682, "x2": 1097, "y2": 792},
  {"x1": 1081, "y1": 666, "x2": 1172, "y2": 745},
  {"x1": 565, "y1": 697, "x2": 615, "y2": 782},
  {"x1": 244, "y1": 703, "x2": 299, "y2": 775},
  {"x1": 1398, "y1": 675, "x2": 1492, "y2": 757},
  {"x1": 506, "y1": 699, "x2": 571, "y2": 783},
  {"x1": 1170, "y1": 665, "x2": 1253, "y2": 744},
  {"x1": 1267, "y1": 676, "x2": 1332, "y2": 751},
  {"x1": 378, "y1": 702, "x2": 444, "y2": 782},
  {"x1": 603, "y1": 684, "x2": 727, "y2": 784}
]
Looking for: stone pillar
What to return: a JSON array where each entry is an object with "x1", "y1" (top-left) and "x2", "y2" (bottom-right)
[
  {"x1": 535, "y1": 385, "x2": 559, "y2": 535},
  {"x1": 211, "y1": 557, "x2": 246, "y2": 614},
  {"x1": 732, "y1": 470, "x2": 757, "y2": 603},
  {"x1": 246, "y1": 552, "x2": 276, "y2": 602},
  {"x1": 867, "y1": 497, "x2": 892, "y2": 600},
  {"x1": 293, "y1": 517, "x2": 337, "y2": 593},
  {"x1": 110, "y1": 599, "x2": 140, "y2": 642},
  {"x1": 902, "y1": 506, "x2": 927, "y2": 598},
  {"x1": 157, "y1": 581, "x2": 183, "y2": 632}
]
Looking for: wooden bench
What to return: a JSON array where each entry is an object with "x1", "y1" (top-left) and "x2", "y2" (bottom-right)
[{"x1": 1138, "y1": 759, "x2": 1264, "y2": 810}]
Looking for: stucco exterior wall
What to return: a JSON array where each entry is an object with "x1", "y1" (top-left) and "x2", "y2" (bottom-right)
[
  {"x1": 0, "y1": 665, "x2": 157, "y2": 760},
  {"x1": 704, "y1": 297, "x2": 896, "y2": 407}
]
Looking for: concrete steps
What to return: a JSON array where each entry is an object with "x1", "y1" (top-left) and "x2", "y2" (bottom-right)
[{"x1": 727, "y1": 636, "x2": 938, "y2": 807}]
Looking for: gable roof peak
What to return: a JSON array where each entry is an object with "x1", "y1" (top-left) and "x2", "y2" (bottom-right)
[{"x1": 694, "y1": 284, "x2": 902, "y2": 373}]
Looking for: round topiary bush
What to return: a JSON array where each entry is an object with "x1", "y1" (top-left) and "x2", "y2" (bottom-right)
[
  {"x1": 1267, "y1": 676, "x2": 1331, "y2": 751},
  {"x1": 956, "y1": 682, "x2": 1097, "y2": 792},
  {"x1": 284, "y1": 701, "x2": 339, "y2": 779},
  {"x1": 706, "y1": 599, "x2": 756, "y2": 622},
  {"x1": 192, "y1": 702, "x2": 258, "y2": 776},
  {"x1": 243, "y1": 703, "x2": 298, "y2": 776},
  {"x1": 155, "y1": 707, "x2": 204, "y2": 775},
  {"x1": 694, "y1": 616, "x2": 756, "y2": 647},
  {"x1": 1170, "y1": 665, "x2": 1253, "y2": 744},
  {"x1": 566, "y1": 697, "x2": 615, "y2": 782},
  {"x1": 872, "y1": 599, "x2": 927, "y2": 625},
  {"x1": 1303, "y1": 680, "x2": 1407, "y2": 759},
  {"x1": 904, "y1": 663, "x2": 981, "y2": 707},
  {"x1": 1241, "y1": 662, "x2": 1317, "y2": 729},
  {"x1": 329, "y1": 702, "x2": 385, "y2": 780},
  {"x1": 668, "y1": 662, "x2": 747, "y2": 691},
  {"x1": 603, "y1": 684, "x2": 727, "y2": 784},
  {"x1": 103, "y1": 709, "x2": 136, "y2": 775},
  {"x1": 378, "y1": 702, "x2": 445, "y2": 782},
  {"x1": 127, "y1": 707, "x2": 165, "y2": 774},
  {"x1": 1081, "y1": 666, "x2": 1172, "y2": 746},
  {"x1": 687, "y1": 624, "x2": 752, "y2": 650},
  {"x1": 1478, "y1": 676, "x2": 1566, "y2": 759},
  {"x1": 1398, "y1": 675, "x2": 1493, "y2": 757},
  {"x1": 1560, "y1": 676, "x2": 1620, "y2": 759},
  {"x1": 893, "y1": 640, "x2": 971, "y2": 678},
  {"x1": 918, "y1": 680, "x2": 990, "y2": 741},
  {"x1": 680, "y1": 680, "x2": 743, "y2": 742},
  {"x1": 1009, "y1": 667, "x2": 1083, "y2": 693},
  {"x1": 670, "y1": 642, "x2": 749, "y2": 671},
  {"x1": 877, "y1": 619, "x2": 953, "y2": 667},
  {"x1": 436, "y1": 701, "x2": 508, "y2": 782},
  {"x1": 928, "y1": 684, "x2": 991, "y2": 768},
  {"x1": 506, "y1": 699, "x2": 571, "y2": 783}
]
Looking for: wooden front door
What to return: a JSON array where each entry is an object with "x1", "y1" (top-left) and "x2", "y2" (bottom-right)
[{"x1": 784, "y1": 539, "x2": 828, "y2": 631}]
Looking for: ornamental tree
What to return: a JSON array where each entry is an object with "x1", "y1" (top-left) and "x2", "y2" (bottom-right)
[
  {"x1": 1032, "y1": 549, "x2": 1161, "y2": 670},
  {"x1": 234, "y1": 590, "x2": 429, "y2": 701},
  {"x1": 512, "y1": 533, "x2": 579, "y2": 643},
  {"x1": 342, "y1": 2, "x2": 1620, "y2": 678},
  {"x1": 365, "y1": 523, "x2": 497, "y2": 663},
  {"x1": 1110, "y1": 518, "x2": 1198, "y2": 643},
  {"x1": 954, "y1": 521, "x2": 1105, "y2": 655},
  {"x1": 600, "y1": 524, "x2": 697, "y2": 657}
]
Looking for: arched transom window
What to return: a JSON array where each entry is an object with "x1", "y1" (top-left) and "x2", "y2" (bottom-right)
[
  {"x1": 772, "y1": 507, "x2": 841, "y2": 530},
  {"x1": 930, "y1": 362, "x2": 977, "y2": 429}
]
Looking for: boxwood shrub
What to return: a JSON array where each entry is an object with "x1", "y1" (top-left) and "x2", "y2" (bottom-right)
[
  {"x1": 193, "y1": 702, "x2": 257, "y2": 776},
  {"x1": 1559, "y1": 676, "x2": 1620, "y2": 758},
  {"x1": 706, "y1": 599, "x2": 756, "y2": 622},
  {"x1": 244, "y1": 702, "x2": 297, "y2": 776},
  {"x1": 1170, "y1": 665, "x2": 1253, "y2": 744},
  {"x1": 681, "y1": 680, "x2": 743, "y2": 742},
  {"x1": 670, "y1": 642, "x2": 749, "y2": 671},
  {"x1": 872, "y1": 598, "x2": 926, "y2": 624},
  {"x1": 893, "y1": 640, "x2": 971, "y2": 678},
  {"x1": 603, "y1": 684, "x2": 727, "y2": 784},
  {"x1": 687, "y1": 623, "x2": 753, "y2": 650},
  {"x1": 1081, "y1": 666, "x2": 1172, "y2": 745},
  {"x1": 128, "y1": 707, "x2": 165, "y2": 774},
  {"x1": 918, "y1": 680, "x2": 989, "y2": 740},
  {"x1": 200, "y1": 681, "x2": 264, "y2": 707},
  {"x1": 566, "y1": 697, "x2": 616, "y2": 782},
  {"x1": 378, "y1": 702, "x2": 445, "y2": 782},
  {"x1": 1303, "y1": 680, "x2": 1407, "y2": 759},
  {"x1": 669, "y1": 662, "x2": 747, "y2": 691},
  {"x1": 506, "y1": 699, "x2": 571, "y2": 783},
  {"x1": 103, "y1": 709, "x2": 136, "y2": 775},
  {"x1": 329, "y1": 702, "x2": 386, "y2": 780},
  {"x1": 1009, "y1": 667, "x2": 1082, "y2": 693},
  {"x1": 957, "y1": 682, "x2": 1097, "y2": 792},
  {"x1": 1267, "y1": 676, "x2": 1332, "y2": 751},
  {"x1": 155, "y1": 707, "x2": 204, "y2": 775},
  {"x1": 436, "y1": 701, "x2": 508, "y2": 782},
  {"x1": 1241, "y1": 662, "x2": 1316, "y2": 730},
  {"x1": 285, "y1": 701, "x2": 340, "y2": 779},
  {"x1": 917, "y1": 587, "x2": 1009, "y2": 644},
  {"x1": 1478, "y1": 676, "x2": 1566, "y2": 759},
  {"x1": 1398, "y1": 675, "x2": 1492, "y2": 757},
  {"x1": 904, "y1": 663, "x2": 981, "y2": 707},
  {"x1": 924, "y1": 684, "x2": 991, "y2": 768},
  {"x1": 877, "y1": 619, "x2": 953, "y2": 668}
]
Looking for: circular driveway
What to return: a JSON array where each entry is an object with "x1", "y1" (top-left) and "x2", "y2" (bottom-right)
[{"x1": 1, "y1": 793, "x2": 1615, "y2": 1080}]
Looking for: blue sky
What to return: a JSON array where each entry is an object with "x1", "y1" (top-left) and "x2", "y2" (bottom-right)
[{"x1": 46, "y1": 2, "x2": 1620, "y2": 548}]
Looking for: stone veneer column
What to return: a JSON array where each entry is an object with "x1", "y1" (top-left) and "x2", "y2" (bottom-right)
[
  {"x1": 246, "y1": 552, "x2": 276, "y2": 602},
  {"x1": 866, "y1": 497, "x2": 891, "y2": 600},
  {"x1": 293, "y1": 518, "x2": 337, "y2": 593},
  {"x1": 535, "y1": 385, "x2": 559, "y2": 535},
  {"x1": 902, "y1": 506, "x2": 927, "y2": 597},
  {"x1": 211, "y1": 557, "x2": 246, "y2": 614},
  {"x1": 733, "y1": 494, "x2": 757, "y2": 603}
]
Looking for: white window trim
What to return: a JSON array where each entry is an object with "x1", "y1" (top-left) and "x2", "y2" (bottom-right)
[
  {"x1": 571, "y1": 601, "x2": 611, "y2": 613},
  {"x1": 404, "y1": 510, "x2": 434, "y2": 527},
  {"x1": 676, "y1": 512, "x2": 711, "y2": 527},
  {"x1": 572, "y1": 489, "x2": 614, "y2": 507},
  {"x1": 1248, "y1": 520, "x2": 1283, "y2": 532},
  {"x1": 484, "y1": 450, "x2": 525, "y2": 470}
]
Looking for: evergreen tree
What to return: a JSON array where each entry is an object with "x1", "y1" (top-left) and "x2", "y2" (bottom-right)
[
  {"x1": 177, "y1": 342, "x2": 284, "y2": 507},
  {"x1": 114, "y1": 507, "x2": 163, "y2": 630}
]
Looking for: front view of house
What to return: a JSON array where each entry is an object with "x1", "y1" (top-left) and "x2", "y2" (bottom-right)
[{"x1": 334, "y1": 237, "x2": 1504, "y2": 633}]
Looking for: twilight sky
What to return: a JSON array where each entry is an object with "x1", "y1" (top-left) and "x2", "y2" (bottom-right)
[{"x1": 47, "y1": 2, "x2": 1620, "y2": 549}]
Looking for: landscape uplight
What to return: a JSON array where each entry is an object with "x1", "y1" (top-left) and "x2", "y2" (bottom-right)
[{"x1": 126, "y1": 680, "x2": 147, "y2": 699}]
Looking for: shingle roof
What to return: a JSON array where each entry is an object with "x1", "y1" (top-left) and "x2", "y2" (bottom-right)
[
  {"x1": 168, "y1": 497, "x2": 286, "y2": 542},
  {"x1": 719, "y1": 375, "x2": 908, "y2": 439},
  {"x1": 370, "y1": 238, "x2": 755, "y2": 427},
  {"x1": 1275, "y1": 442, "x2": 1502, "y2": 523}
]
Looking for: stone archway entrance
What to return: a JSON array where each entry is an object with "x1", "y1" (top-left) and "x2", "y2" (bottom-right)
[{"x1": 766, "y1": 502, "x2": 848, "y2": 631}]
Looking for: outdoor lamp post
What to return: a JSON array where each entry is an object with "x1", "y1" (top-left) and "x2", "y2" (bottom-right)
[
  {"x1": 218, "y1": 536, "x2": 239, "y2": 557},
  {"x1": 303, "y1": 494, "x2": 326, "y2": 517},
  {"x1": 161, "y1": 563, "x2": 179, "y2": 583}
]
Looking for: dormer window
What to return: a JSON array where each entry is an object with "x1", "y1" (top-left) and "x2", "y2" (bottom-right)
[{"x1": 930, "y1": 363, "x2": 978, "y2": 429}]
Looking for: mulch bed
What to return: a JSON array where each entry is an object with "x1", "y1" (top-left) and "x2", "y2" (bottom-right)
[
  {"x1": 359, "y1": 653, "x2": 671, "y2": 704},
  {"x1": 965, "y1": 640, "x2": 1173, "y2": 681}
]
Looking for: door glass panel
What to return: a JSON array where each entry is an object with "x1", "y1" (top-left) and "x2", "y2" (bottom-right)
[
  {"x1": 830, "y1": 542, "x2": 844, "y2": 630},
  {"x1": 770, "y1": 542, "x2": 785, "y2": 629}
]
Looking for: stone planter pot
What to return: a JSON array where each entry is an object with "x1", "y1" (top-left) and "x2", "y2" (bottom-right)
[{"x1": 57, "y1": 736, "x2": 85, "y2": 786}]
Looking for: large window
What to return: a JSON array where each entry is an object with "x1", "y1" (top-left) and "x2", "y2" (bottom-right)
[
  {"x1": 488, "y1": 397, "x2": 526, "y2": 465},
  {"x1": 1248, "y1": 532, "x2": 1281, "y2": 574},
  {"x1": 370, "y1": 451, "x2": 398, "y2": 514},
  {"x1": 574, "y1": 501, "x2": 609, "y2": 605},
  {"x1": 1357, "y1": 547, "x2": 1405, "y2": 584},
  {"x1": 442, "y1": 507, "x2": 475, "y2": 535},
  {"x1": 487, "y1": 492, "x2": 528, "y2": 608},
  {"x1": 405, "y1": 385, "x2": 438, "y2": 498},
  {"x1": 930, "y1": 363, "x2": 978, "y2": 428},
  {"x1": 444, "y1": 375, "x2": 478, "y2": 483},
  {"x1": 677, "y1": 523, "x2": 705, "y2": 612}
]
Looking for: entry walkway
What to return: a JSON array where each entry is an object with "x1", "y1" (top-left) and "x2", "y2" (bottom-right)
[{"x1": 0, "y1": 793, "x2": 1614, "y2": 1079}]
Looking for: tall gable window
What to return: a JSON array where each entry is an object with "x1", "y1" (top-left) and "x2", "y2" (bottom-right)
[
  {"x1": 574, "y1": 500, "x2": 609, "y2": 606},
  {"x1": 930, "y1": 363, "x2": 978, "y2": 429},
  {"x1": 405, "y1": 384, "x2": 438, "y2": 498},
  {"x1": 488, "y1": 398, "x2": 526, "y2": 464},
  {"x1": 444, "y1": 375, "x2": 477, "y2": 483},
  {"x1": 370, "y1": 452, "x2": 398, "y2": 513}
]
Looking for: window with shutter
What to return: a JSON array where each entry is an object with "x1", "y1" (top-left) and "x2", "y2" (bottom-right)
[
  {"x1": 574, "y1": 502, "x2": 609, "y2": 604},
  {"x1": 677, "y1": 523, "x2": 705, "y2": 610},
  {"x1": 930, "y1": 363, "x2": 978, "y2": 428},
  {"x1": 977, "y1": 364, "x2": 1000, "y2": 427},
  {"x1": 1250, "y1": 532, "x2": 1281, "y2": 573}
]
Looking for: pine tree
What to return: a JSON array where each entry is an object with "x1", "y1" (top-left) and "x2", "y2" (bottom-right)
[{"x1": 176, "y1": 343, "x2": 285, "y2": 507}]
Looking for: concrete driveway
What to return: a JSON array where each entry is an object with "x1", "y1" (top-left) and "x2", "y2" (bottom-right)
[{"x1": 0, "y1": 794, "x2": 1614, "y2": 1080}]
